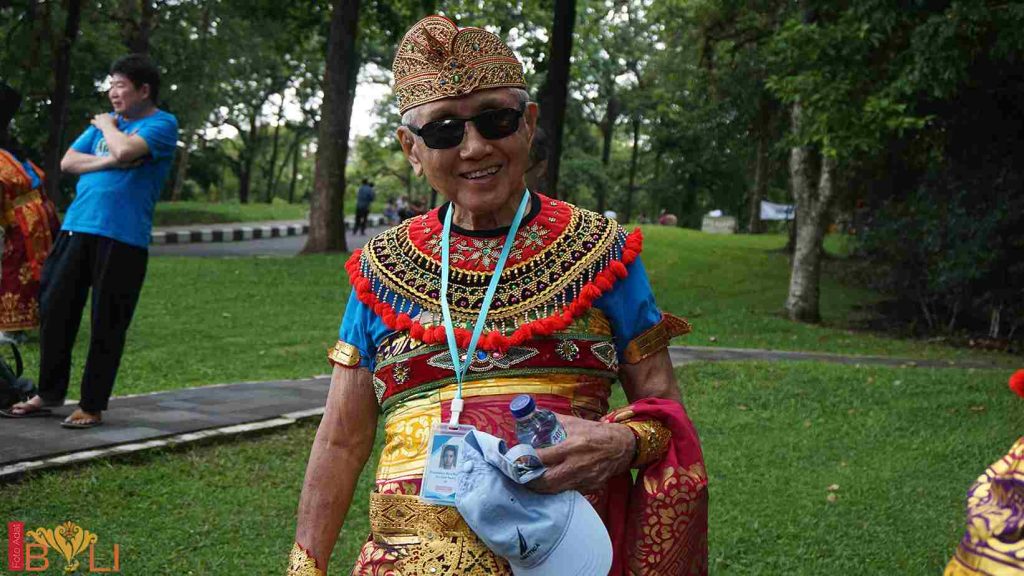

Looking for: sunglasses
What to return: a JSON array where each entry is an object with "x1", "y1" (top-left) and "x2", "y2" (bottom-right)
[{"x1": 408, "y1": 107, "x2": 524, "y2": 149}]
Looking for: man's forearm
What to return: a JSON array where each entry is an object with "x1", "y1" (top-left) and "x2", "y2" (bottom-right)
[
  {"x1": 294, "y1": 438, "x2": 372, "y2": 569},
  {"x1": 60, "y1": 151, "x2": 116, "y2": 175},
  {"x1": 98, "y1": 125, "x2": 135, "y2": 162}
]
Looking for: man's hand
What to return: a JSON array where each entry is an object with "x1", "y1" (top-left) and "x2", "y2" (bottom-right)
[
  {"x1": 91, "y1": 113, "x2": 118, "y2": 132},
  {"x1": 527, "y1": 413, "x2": 635, "y2": 494}
]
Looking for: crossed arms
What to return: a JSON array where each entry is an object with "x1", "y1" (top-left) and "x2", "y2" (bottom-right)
[{"x1": 60, "y1": 114, "x2": 151, "y2": 174}]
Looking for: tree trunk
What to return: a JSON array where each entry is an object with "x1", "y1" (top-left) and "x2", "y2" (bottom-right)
[
  {"x1": 288, "y1": 137, "x2": 301, "y2": 204},
  {"x1": 170, "y1": 131, "x2": 192, "y2": 201},
  {"x1": 596, "y1": 95, "x2": 620, "y2": 214},
  {"x1": 748, "y1": 92, "x2": 773, "y2": 234},
  {"x1": 238, "y1": 165, "x2": 252, "y2": 204},
  {"x1": 303, "y1": 0, "x2": 361, "y2": 253},
  {"x1": 625, "y1": 116, "x2": 640, "y2": 223},
  {"x1": 785, "y1": 101, "x2": 836, "y2": 323},
  {"x1": 264, "y1": 100, "x2": 286, "y2": 202},
  {"x1": 748, "y1": 129, "x2": 768, "y2": 234},
  {"x1": 43, "y1": 0, "x2": 83, "y2": 209},
  {"x1": 539, "y1": 0, "x2": 576, "y2": 200}
]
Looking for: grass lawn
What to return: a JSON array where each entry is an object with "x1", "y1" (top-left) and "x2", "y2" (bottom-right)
[
  {"x1": 6, "y1": 227, "x2": 1014, "y2": 400},
  {"x1": 2, "y1": 362, "x2": 1019, "y2": 574},
  {"x1": 152, "y1": 200, "x2": 309, "y2": 227}
]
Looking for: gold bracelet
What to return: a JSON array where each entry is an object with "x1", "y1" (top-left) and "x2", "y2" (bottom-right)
[
  {"x1": 624, "y1": 420, "x2": 671, "y2": 468},
  {"x1": 287, "y1": 542, "x2": 325, "y2": 576}
]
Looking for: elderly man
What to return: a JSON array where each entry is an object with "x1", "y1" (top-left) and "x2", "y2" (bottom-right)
[{"x1": 289, "y1": 16, "x2": 707, "y2": 576}]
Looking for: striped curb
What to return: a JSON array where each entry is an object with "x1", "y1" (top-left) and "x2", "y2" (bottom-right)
[{"x1": 150, "y1": 222, "x2": 309, "y2": 245}]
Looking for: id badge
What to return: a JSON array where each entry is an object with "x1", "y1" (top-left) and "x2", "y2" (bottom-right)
[{"x1": 420, "y1": 423, "x2": 475, "y2": 506}]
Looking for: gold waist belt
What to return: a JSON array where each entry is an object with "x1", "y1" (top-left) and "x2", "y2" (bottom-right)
[
  {"x1": 365, "y1": 493, "x2": 512, "y2": 575},
  {"x1": 369, "y1": 492, "x2": 474, "y2": 537}
]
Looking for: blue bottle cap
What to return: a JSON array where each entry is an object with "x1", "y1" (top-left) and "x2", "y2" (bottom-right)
[{"x1": 509, "y1": 394, "x2": 535, "y2": 418}]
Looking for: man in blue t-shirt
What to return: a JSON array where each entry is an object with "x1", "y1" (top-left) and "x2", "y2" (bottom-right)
[{"x1": 1, "y1": 54, "x2": 178, "y2": 428}]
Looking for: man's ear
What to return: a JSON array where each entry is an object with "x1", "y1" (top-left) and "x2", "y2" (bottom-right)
[
  {"x1": 396, "y1": 126, "x2": 423, "y2": 177},
  {"x1": 523, "y1": 101, "x2": 540, "y2": 147},
  {"x1": 140, "y1": 83, "x2": 152, "y2": 102}
]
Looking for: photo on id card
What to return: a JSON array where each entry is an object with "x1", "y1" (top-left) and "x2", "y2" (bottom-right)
[{"x1": 420, "y1": 424, "x2": 472, "y2": 506}]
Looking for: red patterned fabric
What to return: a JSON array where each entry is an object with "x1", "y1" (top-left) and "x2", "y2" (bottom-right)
[
  {"x1": 603, "y1": 398, "x2": 709, "y2": 575},
  {"x1": 0, "y1": 149, "x2": 59, "y2": 331}
]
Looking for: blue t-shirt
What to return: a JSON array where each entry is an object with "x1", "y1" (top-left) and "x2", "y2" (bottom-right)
[{"x1": 65, "y1": 109, "x2": 179, "y2": 247}]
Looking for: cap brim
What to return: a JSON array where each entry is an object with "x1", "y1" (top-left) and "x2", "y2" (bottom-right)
[{"x1": 512, "y1": 492, "x2": 612, "y2": 576}]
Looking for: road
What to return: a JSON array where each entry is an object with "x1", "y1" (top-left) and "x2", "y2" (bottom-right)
[{"x1": 151, "y1": 226, "x2": 385, "y2": 257}]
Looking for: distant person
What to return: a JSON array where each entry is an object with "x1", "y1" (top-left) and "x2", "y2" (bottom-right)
[
  {"x1": 0, "y1": 82, "x2": 60, "y2": 344},
  {"x1": 658, "y1": 209, "x2": 678, "y2": 226},
  {"x1": 603, "y1": 209, "x2": 618, "y2": 221},
  {"x1": 383, "y1": 200, "x2": 397, "y2": 225},
  {"x1": 1, "y1": 54, "x2": 178, "y2": 428},
  {"x1": 637, "y1": 212, "x2": 649, "y2": 224},
  {"x1": 354, "y1": 179, "x2": 375, "y2": 235},
  {"x1": 396, "y1": 195, "x2": 411, "y2": 221}
]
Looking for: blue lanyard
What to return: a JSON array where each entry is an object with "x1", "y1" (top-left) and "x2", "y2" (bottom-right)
[{"x1": 440, "y1": 189, "x2": 530, "y2": 426}]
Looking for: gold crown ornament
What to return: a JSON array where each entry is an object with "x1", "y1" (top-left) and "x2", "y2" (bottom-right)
[{"x1": 392, "y1": 15, "x2": 527, "y2": 114}]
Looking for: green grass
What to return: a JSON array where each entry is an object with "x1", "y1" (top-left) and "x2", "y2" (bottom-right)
[
  {"x1": 639, "y1": 226, "x2": 1012, "y2": 362},
  {"x1": 15, "y1": 255, "x2": 350, "y2": 397},
  {"x1": 2, "y1": 362, "x2": 1019, "y2": 574},
  {"x1": 8, "y1": 227, "x2": 1014, "y2": 401},
  {"x1": 152, "y1": 200, "x2": 309, "y2": 227}
]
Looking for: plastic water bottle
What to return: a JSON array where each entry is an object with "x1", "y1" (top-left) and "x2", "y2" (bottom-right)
[{"x1": 510, "y1": 394, "x2": 567, "y2": 448}]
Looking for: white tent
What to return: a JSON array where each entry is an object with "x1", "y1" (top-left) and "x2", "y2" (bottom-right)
[{"x1": 760, "y1": 201, "x2": 795, "y2": 221}]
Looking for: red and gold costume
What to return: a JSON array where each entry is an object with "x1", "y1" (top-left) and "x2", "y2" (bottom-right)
[
  {"x1": 323, "y1": 194, "x2": 708, "y2": 575},
  {"x1": 0, "y1": 149, "x2": 59, "y2": 330}
]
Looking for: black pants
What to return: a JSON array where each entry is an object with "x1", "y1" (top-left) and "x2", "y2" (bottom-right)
[
  {"x1": 355, "y1": 206, "x2": 370, "y2": 235},
  {"x1": 37, "y1": 231, "x2": 148, "y2": 412}
]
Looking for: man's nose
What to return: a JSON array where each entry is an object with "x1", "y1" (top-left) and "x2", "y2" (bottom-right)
[{"x1": 459, "y1": 121, "x2": 491, "y2": 159}]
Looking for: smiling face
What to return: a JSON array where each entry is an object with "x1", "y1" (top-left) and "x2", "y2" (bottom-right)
[
  {"x1": 108, "y1": 73, "x2": 151, "y2": 116},
  {"x1": 397, "y1": 88, "x2": 539, "y2": 218}
]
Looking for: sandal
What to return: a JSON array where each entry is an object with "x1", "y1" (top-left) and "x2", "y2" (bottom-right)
[
  {"x1": 61, "y1": 409, "x2": 103, "y2": 429},
  {"x1": 0, "y1": 401, "x2": 53, "y2": 418}
]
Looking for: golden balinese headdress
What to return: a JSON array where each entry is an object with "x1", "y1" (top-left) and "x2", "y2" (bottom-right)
[{"x1": 392, "y1": 15, "x2": 527, "y2": 114}]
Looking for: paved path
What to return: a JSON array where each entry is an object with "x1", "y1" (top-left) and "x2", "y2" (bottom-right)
[
  {"x1": 669, "y1": 345, "x2": 1007, "y2": 370},
  {"x1": 0, "y1": 344, "x2": 1004, "y2": 481}
]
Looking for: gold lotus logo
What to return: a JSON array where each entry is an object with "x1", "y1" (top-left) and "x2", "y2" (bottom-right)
[
  {"x1": 6, "y1": 520, "x2": 121, "y2": 573},
  {"x1": 26, "y1": 521, "x2": 96, "y2": 573}
]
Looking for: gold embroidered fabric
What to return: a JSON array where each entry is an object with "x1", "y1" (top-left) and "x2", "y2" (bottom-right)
[
  {"x1": 623, "y1": 312, "x2": 692, "y2": 364},
  {"x1": 360, "y1": 203, "x2": 625, "y2": 331},
  {"x1": 328, "y1": 340, "x2": 361, "y2": 367},
  {"x1": 624, "y1": 419, "x2": 672, "y2": 468},
  {"x1": 366, "y1": 493, "x2": 512, "y2": 575},
  {"x1": 286, "y1": 543, "x2": 324, "y2": 576},
  {"x1": 392, "y1": 15, "x2": 526, "y2": 113},
  {"x1": 370, "y1": 493, "x2": 474, "y2": 535}
]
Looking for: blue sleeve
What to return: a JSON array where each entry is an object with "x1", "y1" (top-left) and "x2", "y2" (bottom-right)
[
  {"x1": 70, "y1": 126, "x2": 99, "y2": 154},
  {"x1": 593, "y1": 256, "x2": 663, "y2": 362},
  {"x1": 135, "y1": 113, "x2": 178, "y2": 159},
  {"x1": 338, "y1": 289, "x2": 392, "y2": 371}
]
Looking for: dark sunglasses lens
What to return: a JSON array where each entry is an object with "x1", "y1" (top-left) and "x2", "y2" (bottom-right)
[
  {"x1": 475, "y1": 109, "x2": 521, "y2": 139},
  {"x1": 420, "y1": 120, "x2": 465, "y2": 149}
]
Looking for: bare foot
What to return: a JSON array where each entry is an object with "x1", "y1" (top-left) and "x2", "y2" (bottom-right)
[
  {"x1": 62, "y1": 408, "x2": 102, "y2": 428},
  {"x1": 4, "y1": 395, "x2": 46, "y2": 415}
]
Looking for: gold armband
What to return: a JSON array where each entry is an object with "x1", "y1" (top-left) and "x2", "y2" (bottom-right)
[
  {"x1": 327, "y1": 340, "x2": 361, "y2": 367},
  {"x1": 287, "y1": 542, "x2": 324, "y2": 576},
  {"x1": 624, "y1": 419, "x2": 672, "y2": 468},
  {"x1": 623, "y1": 313, "x2": 692, "y2": 364}
]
